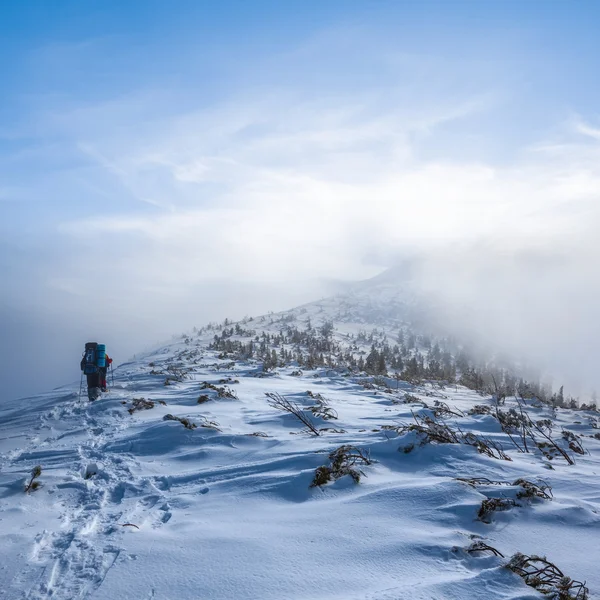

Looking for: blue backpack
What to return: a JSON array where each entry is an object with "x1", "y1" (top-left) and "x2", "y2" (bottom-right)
[
  {"x1": 83, "y1": 342, "x2": 99, "y2": 375},
  {"x1": 96, "y1": 344, "x2": 106, "y2": 368}
]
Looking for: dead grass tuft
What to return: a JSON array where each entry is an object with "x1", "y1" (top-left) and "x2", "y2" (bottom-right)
[{"x1": 25, "y1": 465, "x2": 42, "y2": 493}]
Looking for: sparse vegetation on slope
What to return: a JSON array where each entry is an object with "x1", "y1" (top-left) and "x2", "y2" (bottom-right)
[{"x1": 3, "y1": 290, "x2": 598, "y2": 600}]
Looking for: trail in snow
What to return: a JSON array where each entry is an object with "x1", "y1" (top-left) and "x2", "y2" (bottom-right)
[{"x1": 0, "y1": 381, "x2": 182, "y2": 599}]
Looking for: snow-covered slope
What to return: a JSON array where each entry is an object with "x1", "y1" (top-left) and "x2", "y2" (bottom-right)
[{"x1": 1, "y1": 290, "x2": 599, "y2": 600}]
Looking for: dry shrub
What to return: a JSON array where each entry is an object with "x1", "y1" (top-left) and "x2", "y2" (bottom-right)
[
  {"x1": 507, "y1": 553, "x2": 589, "y2": 599},
  {"x1": 513, "y1": 478, "x2": 553, "y2": 500},
  {"x1": 403, "y1": 393, "x2": 424, "y2": 404},
  {"x1": 357, "y1": 378, "x2": 376, "y2": 390},
  {"x1": 163, "y1": 413, "x2": 197, "y2": 429},
  {"x1": 200, "y1": 381, "x2": 238, "y2": 399},
  {"x1": 395, "y1": 413, "x2": 512, "y2": 462},
  {"x1": 393, "y1": 413, "x2": 511, "y2": 461},
  {"x1": 266, "y1": 392, "x2": 320, "y2": 436},
  {"x1": 164, "y1": 364, "x2": 189, "y2": 381},
  {"x1": 469, "y1": 404, "x2": 493, "y2": 415},
  {"x1": 128, "y1": 398, "x2": 155, "y2": 414},
  {"x1": 397, "y1": 413, "x2": 461, "y2": 444},
  {"x1": 493, "y1": 403, "x2": 577, "y2": 465},
  {"x1": 310, "y1": 445, "x2": 374, "y2": 487},
  {"x1": 456, "y1": 477, "x2": 509, "y2": 487},
  {"x1": 457, "y1": 477, "x2": 552, "y2": 501},
  {"x1": 461, "y1": 432, "x2": 512, "y2": 461},
  {"x1": 311, "y1": 466, "x2": 333, "y2": 487},
  {"x1": 25, "y1": 465, "x2": 42, "y2": 493},
  {"x1": 466, "y1": 541, "x2": 504, "y2": 557},
  {"x1": 199, "y1": 417, "x2": 221, "y2": 431},
  {"x1": 496, "y1": 408, "x2": 528, "y2": 432},
  {"x1": 432, "y1": 400, "x2": 464, "y2": 418},
  {"x1": 200, "y1": 381, "x2": 219, "y2": 391},
  {"x1": 306, "y1": 391, "x2": 338, "y2": 420},
  {"x1": 217, "y1": 386, "x2": 238, "y2": 399},
  {"x1": 478, "y1": 497, "x2": 519, "y2": 523},
  {"x1": 562, "y1": 430, "x2": 585, "y2": 455},
  {"x1": 536, "y1": 440, "x2": 575, "y2": 465}
]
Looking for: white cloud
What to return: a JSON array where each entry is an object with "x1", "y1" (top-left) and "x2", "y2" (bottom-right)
[
  {"x1": 574, "y1": 118, "x2": 600, "y2": 141},
  {"x1": 60, "y1": 103, "x2": 600, "y2": 277}
]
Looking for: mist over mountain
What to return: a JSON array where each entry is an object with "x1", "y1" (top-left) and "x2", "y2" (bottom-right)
[
  {"x1": 4, "y1": 247, "x2": 596, "y2": 405},
  {"x1": 343, "y1": 254, "x2": 599, "y2": 400}
]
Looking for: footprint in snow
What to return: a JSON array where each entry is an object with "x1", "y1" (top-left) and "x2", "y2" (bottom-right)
[
  {"x1": 153, "y1": 502, "x2": 172, "y2": 526},
  {"x1": 140, "y1": 494, "x2": 160, "y2": 509}
]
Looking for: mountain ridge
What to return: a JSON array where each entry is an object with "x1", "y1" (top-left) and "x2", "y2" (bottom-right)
[{"x1": 0, "y1": 289, "x2": 598, "y2": 599}]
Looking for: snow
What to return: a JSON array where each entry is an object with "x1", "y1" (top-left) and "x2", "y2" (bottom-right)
[{"x1": 1, "y1": 292, "x2": 599, "y2": 599}]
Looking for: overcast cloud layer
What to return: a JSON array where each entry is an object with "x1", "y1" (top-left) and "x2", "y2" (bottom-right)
[{"x1": 1, "y1": 2, "x2": 599, "y2": 401}]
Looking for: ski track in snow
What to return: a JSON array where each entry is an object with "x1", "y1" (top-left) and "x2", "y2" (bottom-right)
[{"x1": 1, "y1": 293, "x2": 599, "y2": 599}]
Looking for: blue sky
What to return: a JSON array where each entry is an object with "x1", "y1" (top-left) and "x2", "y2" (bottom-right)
[{"x1": 1, "y1": 0, "x2": 600, "y2": 401}]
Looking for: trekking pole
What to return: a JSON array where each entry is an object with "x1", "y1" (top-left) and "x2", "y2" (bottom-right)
[
  {"x1": 79, "y1": 373, "x2": 83, "y2": 400},
  {"x1": 111, "y1": 363, "x2": 115, "y2": 387}
]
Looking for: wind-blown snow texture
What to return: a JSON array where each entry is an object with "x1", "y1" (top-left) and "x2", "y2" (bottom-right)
[{"x1": 1, "y1": 284, "x2": 599, "y2": 600}]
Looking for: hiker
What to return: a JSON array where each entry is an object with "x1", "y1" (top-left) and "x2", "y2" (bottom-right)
[
  {"x1": 81, "y1": 342, "x2": 102, "y2": 401},
  {"x1": 100, "y1": 353, "x2": 113, "y2": 392}
]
